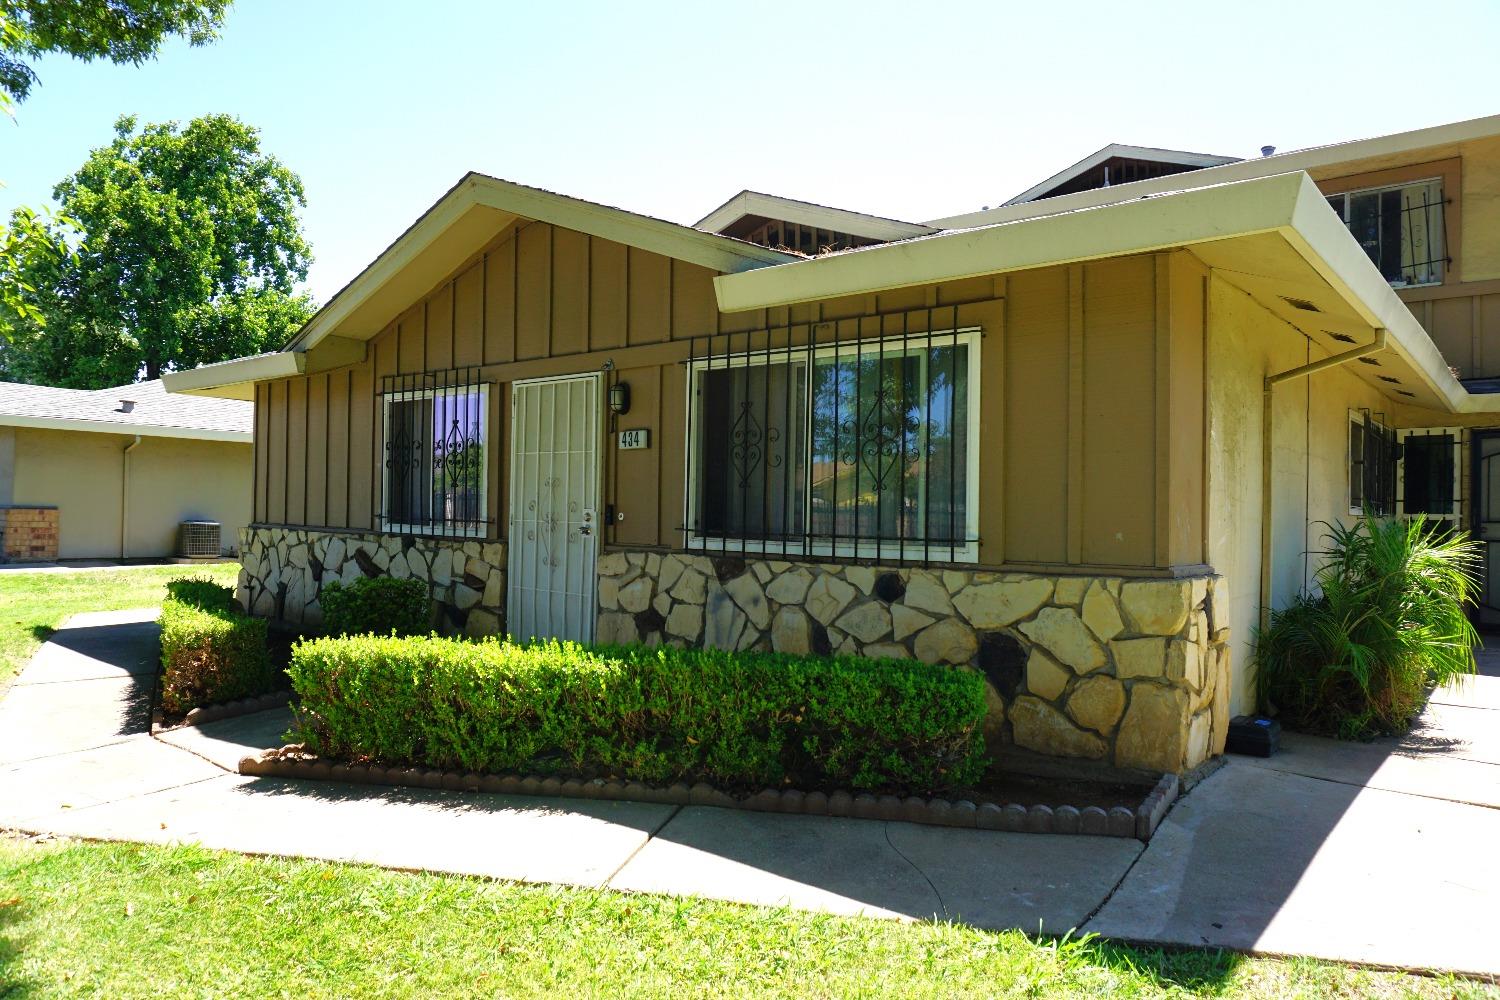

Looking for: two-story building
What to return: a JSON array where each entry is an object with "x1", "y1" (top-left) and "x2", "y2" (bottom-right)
[{"x1": 165, "y1": 112, "x2": 1500, "y2": 776}]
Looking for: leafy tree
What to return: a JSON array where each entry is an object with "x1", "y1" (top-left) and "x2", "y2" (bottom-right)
[
  {"x1": 0, "y1": 0, "x2": 230, "y2": 109},
  {"x1": 0, "y1": 1, "x2": 233, "y2": 330},
  {"x1": 2, "y1": 114, "x2": 314, "y2": 386}
]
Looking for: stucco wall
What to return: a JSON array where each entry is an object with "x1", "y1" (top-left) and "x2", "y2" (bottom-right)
[
  {"x1": 1206, "y1": 275, "x2": 1394, "y2": 716},
  {"x1": 9, "y1": 427, "x2": 251, "y2": 559}
]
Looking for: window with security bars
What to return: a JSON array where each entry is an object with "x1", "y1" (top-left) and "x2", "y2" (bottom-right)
[
  {"x1": 1325, "y1": 179, "x2": 1447, "y2": 287},
  {"x1": 380, "y1": 368, "x2": 489, "y2": 536},
  {"x1": 1349, "y1": 412, "x2": 1396, "y2": 516},
  {"x1": 686, "y1": 325, "x2": 979, "y2": 563}
]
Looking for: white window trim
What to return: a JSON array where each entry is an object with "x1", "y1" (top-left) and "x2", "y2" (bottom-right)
[
  {"x1": 380, "y1": 383, "x2": 490, "y2": 538},
  {"x1": 1395, "y1": 426, "x2": 1462, "y2": 523},
  {"x1": 683, "y1": 327, "x2": 982, "y2": 563},
  {"x1": 1325, "y1": 176, "x2": 1446, "y2": 288}
]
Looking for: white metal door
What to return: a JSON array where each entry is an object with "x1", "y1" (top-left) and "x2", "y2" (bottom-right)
[{"x1": 507, "y1": 374, "x2": 600, "y2": 643}]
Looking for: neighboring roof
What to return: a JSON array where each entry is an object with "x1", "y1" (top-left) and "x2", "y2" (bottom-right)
[
  {"x1": 0, "y1": 378, "x2": 252, "y2": 442},
  {"x1": 167, "y1": 173, "x2": 801, "y2": 399},
  {"x1": 715, "y1": 171, "x2": 1500, "y2": 417},
  {"x1": 1001, "y1": 144, "x2": 1240, "y2": 207},
  {"x1": 694, "y1": 190, "x2": 937, "y2": 243},
  {"x1": 927, "y1": 112, "x2": 1500, "y2": 229}
]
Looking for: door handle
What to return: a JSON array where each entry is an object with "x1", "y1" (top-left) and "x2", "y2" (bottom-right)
[{"x1": 579, "y1": 508, "x2": 595, "y2": 536}]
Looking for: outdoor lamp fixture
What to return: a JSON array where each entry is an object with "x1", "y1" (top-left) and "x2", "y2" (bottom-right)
[{"x1": 608, "y1": 380, "x2": 630, "y2": 415}]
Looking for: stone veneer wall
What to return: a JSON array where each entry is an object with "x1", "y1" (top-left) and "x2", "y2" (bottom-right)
[
  {"x1": 238, "y1": 526, "x2": 506, "y2": 637},
  {"x1": 596, "y1": 551, "x2": 1231, "y2": 774}
]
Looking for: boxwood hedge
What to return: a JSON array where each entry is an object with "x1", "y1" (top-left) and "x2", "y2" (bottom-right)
[
  {"x1": 320, "y1": 576, "x2": 430, "y2": 638},
  {"x1": 158, "y1": 578, "x2": 272, "y2": 716},
  {"x1": 289, "y1": 636, "x2": 988, "y2": 794}
]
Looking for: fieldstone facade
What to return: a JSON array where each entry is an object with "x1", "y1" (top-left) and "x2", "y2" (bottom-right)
[
  {"x1": 596, "y1": 550, "x2": 1232, "y2": 774},
  {"x1": 238, "y1": 526, "x2": 506, "y2": 637}
]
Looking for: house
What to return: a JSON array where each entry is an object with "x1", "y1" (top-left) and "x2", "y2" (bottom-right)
[
  {"x1": 0, "y1": 379, "x2": 252, "y2": 560},
  {"x1": 166, "y1": 112, "x2": 1500, "y2": 775}
]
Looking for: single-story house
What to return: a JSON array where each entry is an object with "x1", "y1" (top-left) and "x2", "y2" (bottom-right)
[
  {"x1": 166, "y1": 112, "x2": 1500, "y2": 775},
  {"x1": 0, "y1": 379, "x2": 252, "y2": 560}
]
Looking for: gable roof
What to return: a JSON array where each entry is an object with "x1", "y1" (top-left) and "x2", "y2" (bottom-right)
[
  {"x1": 0, "y1": 379, "x2": 251, "y2": 441},
  {"x1": 167, "y1": 173, "x2": 800, "y2": 399},
  {"x1": 1000, "y1": 143, "x2": 1241, "y2": 206},
  {"x1": 694, "y1": 190, "x2": 937, "y2": 244},
  {"x1": 283, "y1": 173, "x2": 798, "y2": 354}
]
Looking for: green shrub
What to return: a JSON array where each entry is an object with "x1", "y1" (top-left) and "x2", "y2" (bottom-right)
[
  {"x1": 320, "y1": 576, "x2": 429, "y2": 637},
  {"x1": 289, "y1": 637, "x2": 987, "y2": 794},
  {"x1": 159, "y1": 581, "x2": 271, "y2": 716},
  {"x1": 1255, "y1": 515, "x2": 1481, "y2": 740},
  {"x1": 165, "y1": 576, "x2": 237, "y2": 612}
]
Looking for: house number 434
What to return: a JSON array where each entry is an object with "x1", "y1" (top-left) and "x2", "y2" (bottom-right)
[{"x1": 617, "y1": 429, "x2": 650, "y2": 450}]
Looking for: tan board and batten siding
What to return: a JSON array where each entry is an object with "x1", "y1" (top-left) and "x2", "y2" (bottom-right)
[{"x1": 254, "y1": 217, "x2": 1211, "y2": 574}]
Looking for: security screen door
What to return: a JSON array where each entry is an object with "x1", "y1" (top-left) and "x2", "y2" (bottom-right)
[{"x1": 507, "y1": 374, "x2": 600, "y2": 642}]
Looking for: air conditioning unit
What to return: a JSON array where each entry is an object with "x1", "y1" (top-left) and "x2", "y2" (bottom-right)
[{"x1": 178, "y1": 520, "x2": 222, "y2": 559}]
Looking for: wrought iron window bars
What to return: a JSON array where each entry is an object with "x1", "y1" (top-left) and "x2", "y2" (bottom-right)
[
  {"x1": 684, "y1": 308, "x2": 980, "y2": 566},
  {"x1": 378, "y1": 367, "x2": 492, "y2": 538}
]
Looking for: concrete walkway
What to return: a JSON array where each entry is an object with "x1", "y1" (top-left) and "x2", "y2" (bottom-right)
[{"x1": 2, "y1": 611, "x2": 1498, "y2": 977}]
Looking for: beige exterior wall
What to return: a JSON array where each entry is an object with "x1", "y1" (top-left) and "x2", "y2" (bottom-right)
[
  {"x1": 255, "y1": 215, "x2": 1209, "y2": 579},
  {"x1": 1205, "y1": 275, "x2": 1398, "y2": 716},
  {"x1": 9, "y1": 427, "x2": 251, "y2": 559}
]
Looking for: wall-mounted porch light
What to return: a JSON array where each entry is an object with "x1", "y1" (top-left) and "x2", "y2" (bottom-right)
[{"x1": 608, "y1": 381, "x2": 630, "y2": 415}]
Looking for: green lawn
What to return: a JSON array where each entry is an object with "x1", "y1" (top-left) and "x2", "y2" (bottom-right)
[
  {"x1": 0, "y1": 564, "x2": 240, "y2": 689},
  {"x1": 0, "y1": 837, "x2": 1491, "y2": 999}
]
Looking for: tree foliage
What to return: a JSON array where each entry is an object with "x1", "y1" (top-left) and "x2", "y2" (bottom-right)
[
  {"x1": 0, "y1": 0, "x2": 229, "y2": 108},
  {"x1": 1, "y1": 114, "x2": 314, "y2": 386}
]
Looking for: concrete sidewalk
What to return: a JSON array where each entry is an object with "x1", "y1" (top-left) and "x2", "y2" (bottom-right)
[{"x1": 2, "y1": 610, "x2": 1498, "y2": 977}]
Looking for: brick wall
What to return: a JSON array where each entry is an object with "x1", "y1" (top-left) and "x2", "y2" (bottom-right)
[{"x1": 0, "y1": 505, "x2": 59, "y2": 562}]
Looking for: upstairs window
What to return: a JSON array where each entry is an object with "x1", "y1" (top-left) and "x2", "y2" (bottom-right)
[
  {"x1": 380, "y1": 368, "x2": 489, "y2": 537},
  {"x1": 687, "y1": 327, "x2": 979, "y2": 563},
  {"x1": 1325, "y1": 179, "x2": 1447, "y2": 287}
]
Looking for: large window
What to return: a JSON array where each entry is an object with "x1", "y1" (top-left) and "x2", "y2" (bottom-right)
[
  {"x1": 1325, "y1": 179, "x2": 1446, "y2": 287},
  {"x1": 381, "y1": 369, "x2": 489, "y2": 536},
  {"x1": 688, "y1": 329, "x2": 979, "y2": 562}
]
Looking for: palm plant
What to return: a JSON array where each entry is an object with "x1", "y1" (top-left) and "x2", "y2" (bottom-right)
[{"x1": 1254, "y1": 515, "x2": 1481, "y2": 740}]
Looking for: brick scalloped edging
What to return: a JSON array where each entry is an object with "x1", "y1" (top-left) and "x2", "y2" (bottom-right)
[
  {"x1": 237, "y1": 750, "x2": 1181, "y2": 842},
  {"x1": 151, "y1": 690, "x2": 294, "y2": 735}
]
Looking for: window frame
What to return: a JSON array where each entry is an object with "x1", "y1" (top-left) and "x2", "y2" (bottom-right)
[
  {"x1": 1324, "y1": 176, "x2": 1446, "y2": 288},
  {"x1": 380, "y1": 382, "x2": 491, "y2": 538},
  {"x1": 683, "y1": 327, "x2": 983, "y2": 563},
  {"x1": 1395, "y1": 426, "x2": 1461, "y2": 525},
  {"x1": 1348, "y1": 408, "x2": 1395, "y2": 517}
]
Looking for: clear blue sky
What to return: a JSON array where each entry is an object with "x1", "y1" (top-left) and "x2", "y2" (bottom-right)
[{"x1": 4, "y1": 0, "x2": 1499, "y2": 305}]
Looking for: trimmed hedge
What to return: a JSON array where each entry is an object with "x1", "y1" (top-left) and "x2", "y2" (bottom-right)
[
  {"x1": 289, "y1": 636, "x2": 988, "y2": 794},
  {"x1": 320, "y1": 576, "x2": 429, "y2": 638},
  {"x1": 159, "y1": 579, "x2": 271, "y2": 716}
]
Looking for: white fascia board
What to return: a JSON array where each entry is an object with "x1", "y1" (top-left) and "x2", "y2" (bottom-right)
[
  {"x1": 0, "y1": 413, "x2": 251, "y2": 442},
  {"x1": 1001, "y1": 144, "x2": 1240, "y2": 207},
  {"x1": 694, "y1": 190, "x2": 936, "y2": 242},
  {"x1": 715, "y1": 172, "x2": 1307, "y2": 313},
  {"x1": 162, "y1": 351, "x2": 306, "y2": 397},
  {"x1": 929, "y1": 113, "x2": 1500, "y2": 229}
]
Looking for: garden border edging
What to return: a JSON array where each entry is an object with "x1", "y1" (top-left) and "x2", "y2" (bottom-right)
[
  {"x1": 151, "y1": 690, "x2": 294, "y2": 735},
  {"x1": 237, "y1": 749, "x2": 1181, "y2": 842}
]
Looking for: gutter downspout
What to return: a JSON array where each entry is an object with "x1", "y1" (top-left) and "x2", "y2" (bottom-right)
[
  {"x1": 121, "y1": 435, "x2": 141, "y2": 559},
  {"x1": 1259, "y1": 329, "x2": 1388, "y2": 633}
]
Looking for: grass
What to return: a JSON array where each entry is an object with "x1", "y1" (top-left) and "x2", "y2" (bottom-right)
[
  {"x1": 0, "y1": 564, "x2": 240, "y2": 690},
  {"x1": 0, "y1": 837, "x2": 1493, "y2": 999}
]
